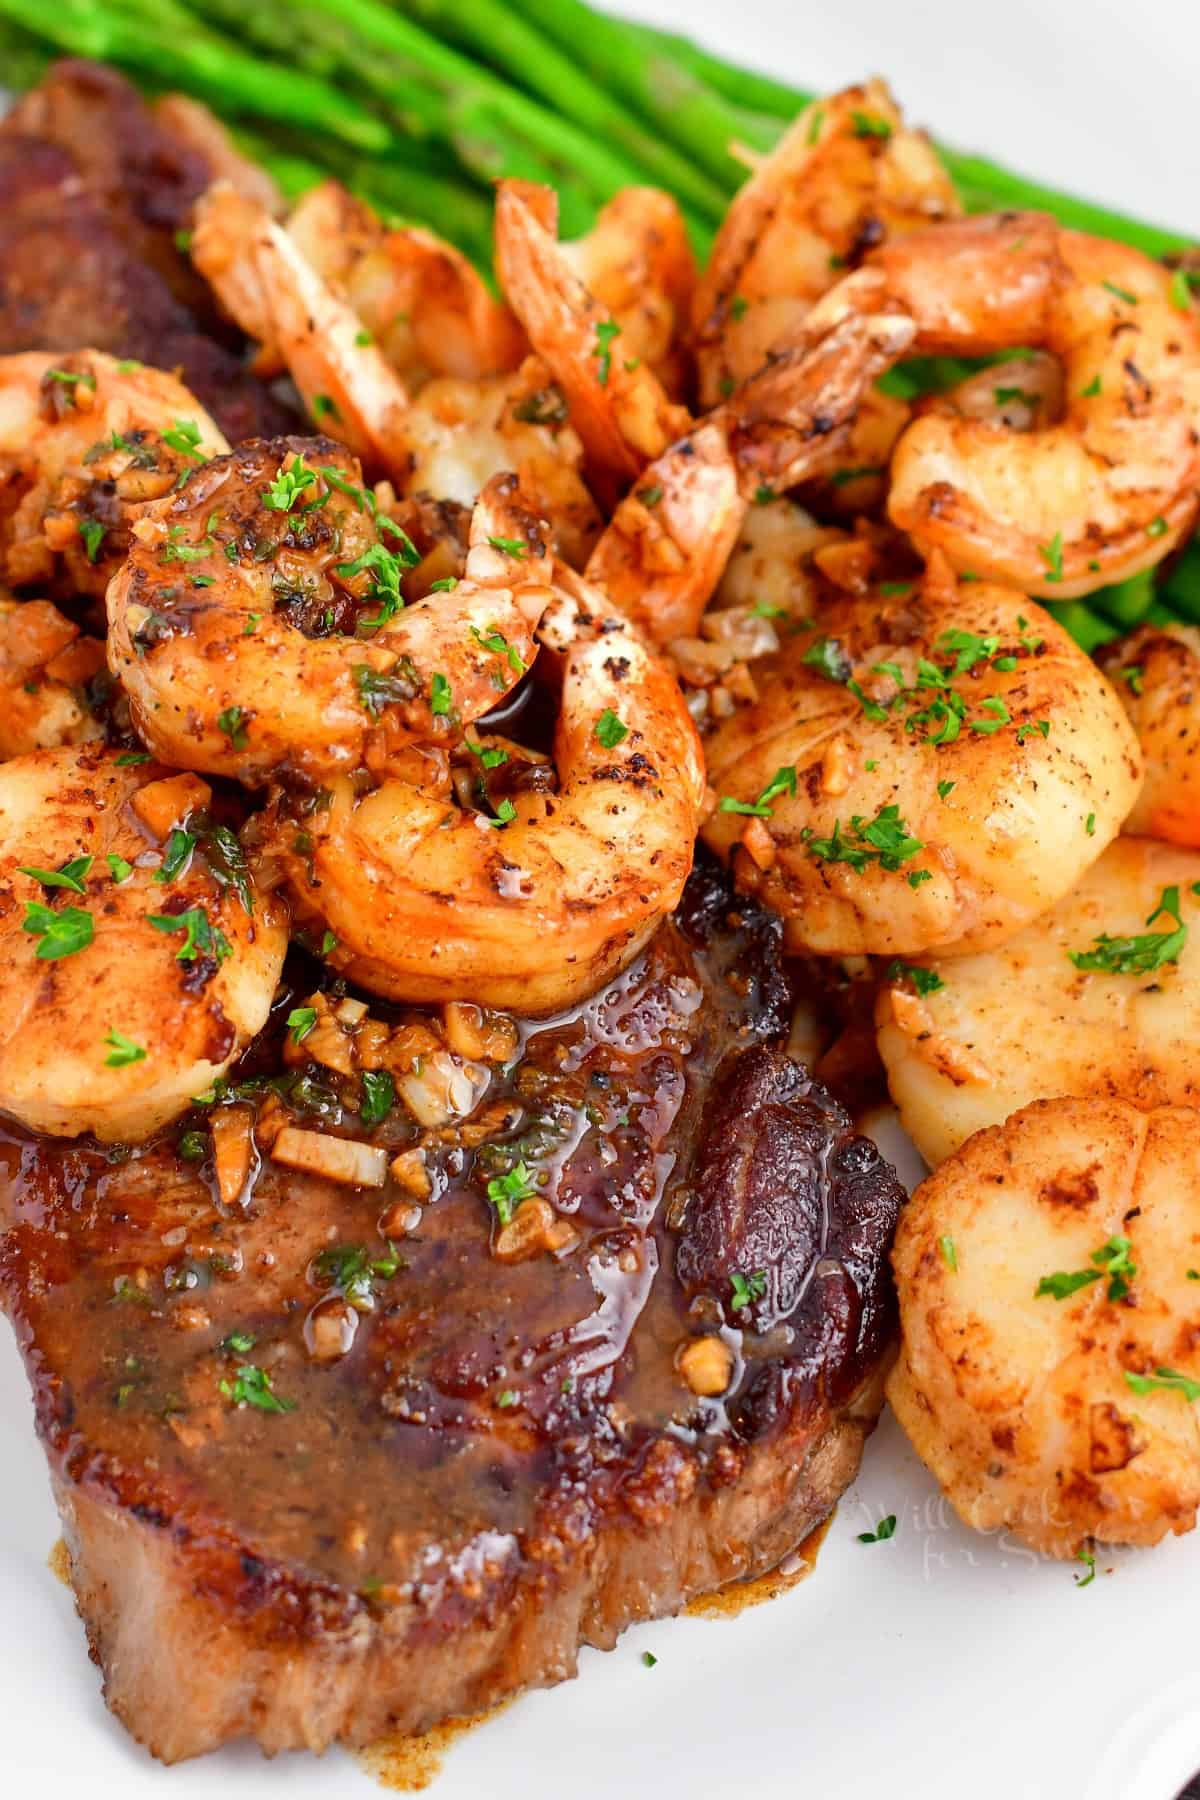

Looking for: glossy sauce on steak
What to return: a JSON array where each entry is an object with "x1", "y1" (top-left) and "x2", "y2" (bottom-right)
[{"x1": 0, "y1": 859, "x2": 904, "y2": 1762}]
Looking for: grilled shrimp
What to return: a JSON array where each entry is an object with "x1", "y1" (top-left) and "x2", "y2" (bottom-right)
[
  {"x1": 192, "y1": 183, "x2": 600, "y2": 562},
  {"x1": 559, "y1": 186, "x2": 697, "y2": 400},
  {"x1": 691, "y1": 79, "x2": 959, "y2": 408},
  {"x1": 493, "y1": 180, "x2": 693, "y2": 504},
  {"x1": 0, "y1": 744, "x2": 286, "y2": 1141},
  {"x1": 806, "y1": 213, "x2": 1200, "y2": 596},
  {"x1": 583, "y1": 309, "x2": 915, "y2": 645},
  {"x1": 108, "y1": 442, "x2": 555, "y2": 785},
  {"x1": 876, "y1": 836, "x2": 1200, "y2": 1167},
  {"x1": 285, "y1": 179, "x2": 527, "y2": 387},
  {"x1": 267, "y1": 575, "x2": 706, "y2": 1013},
  {"x1": 0, "y1": 349, "x2": 228, "y2": 596},
  {"x1": 1098, "y1": 624, "x2": 1200, "y2": 847},
  {"x1": 890, "y1": 1096, "x2": 1200, "y2": 1555},
  {"x1": 702, "y1": 556, "x2": 1142, "y2": 957},
  {"x1": 0, "y1": 598, "x2": 104, "y2": 758}
]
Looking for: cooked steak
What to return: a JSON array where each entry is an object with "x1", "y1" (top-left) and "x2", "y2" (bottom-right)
[
  {"x1": 0, "y1": 858, "x2": 904, "y2": 1763},
  {"x1": 0, "y1": 61, "x2": 295, "y2": 444}
]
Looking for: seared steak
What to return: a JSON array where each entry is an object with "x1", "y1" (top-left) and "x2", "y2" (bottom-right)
[
  {"x1": 0, "y1": 859, "x2": 904, "y2": 1762},
  {"x1": 0, "y1": 61, "x2": 295, "y2": 444}
]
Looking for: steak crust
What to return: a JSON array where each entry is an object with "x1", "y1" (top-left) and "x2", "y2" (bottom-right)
[
  {"x1": 0, "y1": 60, "x2": 295, "y2": 444},
  {"x1": 0, "y1": 859, "x2": 904, "y2": 1762}
]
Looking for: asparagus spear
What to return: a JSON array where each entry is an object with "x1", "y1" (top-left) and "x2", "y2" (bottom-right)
[
  {"x1": 619, "y1": 17, "x2": 807, "y2": 123},
  {"x1": 401, "y1": 0, "x2": 729, "y2": 220},
  {"x1": 0, "y1": 0, "x2": 394, "y2": 151},
  {"x1": 509, "y1": 0, "x2": 774, "y2": 189}
]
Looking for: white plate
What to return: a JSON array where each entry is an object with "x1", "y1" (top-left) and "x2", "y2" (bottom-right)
[{"x1": 4, "y1": 2, "x2": 1200, "y2": 1794}]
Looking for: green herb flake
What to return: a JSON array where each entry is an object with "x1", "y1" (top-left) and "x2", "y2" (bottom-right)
[
  {"x1": 729, "y1": 1270, "x2": 767, "y2": 1311},
  {"x1": 78, "y1": 518, "x2": 106, "y2": 562},
  {"x1": 719, "y1": 764, "x2": 797, "y2": 820},
  {"x1": 885, "y1": 960, "x2": 945, "y2": 996},
  {"x1": 487, "y1": 535, "x2": 528, "y2": 559},
  {"x1": 219, "y1": 1363, "x2": 296, "y2": 1414},
  {"x1": 287, "y1": 1006, "x2": 318, "y2": 1046},
  {"x1": 146, "y1": 906, "x2": 232, "y2": 964},
  {"x1": 216, "y1": 705, "x2": 249, "y2": 751},
  {"x1": 359, "y1": 1069, "x2": 394, "y2": 1127},
  {"x1": 486, "y1": 1160, "x2": 538, "y2": 1226},
  {"x1": 103, "y1": 1029, "x2": 147, "y2": 1068},
  {"x1": 1069, "y1": 884, "x2": 1187, "y2": 976},
  {"x1": 22, "y1": 902, "x2": 94, "y2": 960},
  {"x1": 1124, "y1": 1366, "x2": 1200, "y2": 1403},
  {"x1": 850, "y1": 110, "x2": 892, "y2": 139},
  {"x1": 857, "y1": 1513, "x2": 897, "y2": 1543},
  {"x1": 1075, "y1": 1546, "x2": 1096, "y2": 1588},
  {"x1": 162, "y1": 418, "x2": 207, "y2": 463},
  {"x1": 1037, "y1": 532, "x2": 1065, "y2": 584},
  {"x1": 595, "y1": 708, "x2": 629, "y2": 749},
  {"x1": 1085, "y1": 813, "x2": 1096, "y2": 837},
  {"x1": 1102, "y1": 279, "x2": 1138, "y2": 306},
  {"x1": 430, "y1": 671, "x2": 453, "y2": 717},
  {"x1": 1080, "y1": 374, "x2": 1103, "y2": 398},
  {"x1": 938, "y1": 1235, "x2": 957, "y2": 1271},
  {"x1": 19, "y1": 854, "x2": 92, "y2": 893},
  {"x1": 801, "y1": 635, "x2": 852, "y2": 684},
  {"x1": 642, "y1": 1651, "x2": 658, "y2": 1668},
  {"x1": 592, "y1": 318, "x2": 621, "y2": 386},
  {"x1": 153, "y1": 828, "x2": 195, "y2": 885}
]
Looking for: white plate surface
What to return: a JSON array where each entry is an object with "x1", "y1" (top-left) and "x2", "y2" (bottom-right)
[{"x1": 4, "y1": 2, "x2": 1200, "y2": 1794}]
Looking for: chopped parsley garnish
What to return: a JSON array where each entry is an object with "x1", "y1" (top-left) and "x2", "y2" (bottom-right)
[
  {"x1": 430, "y1": 671, "x2": 452, "y2": 716},
  {"x1": 885, "y1": 960, "x2": 944, "y2": 996},
  {"x1": 1124, "y1": 1367, "x2": 1200, "y2": 1402},
  {"x1": 486, "y1": 1160, "x2": 537, "y2": 1226},
  {"x1": 1037, "y1": 532, "x2": 1064, "y2": 583},
  {"x1": 1146, "y1": 516, "x2": 1169, "y2": 539},
  {"x1": 718, "y1": 764, "x2": 796, "y2": 819},
  {"x1": 216, "y1": 705, "x2": 249, "y2": 751},
  {"x1": 104, "y1": 1029, "x2": 146, "y2": 1068},
  {"x1": 312, "y1": 394, "x2": 341, "y2": 421},
  {"x1": 641, "y1": 1651, "x2": 658, "y2": 1668},
  {"x1": 470, "y1": 625, "x2": 525, "y2": 675},
  {"x1": 637, "y1": 484, "x2": 663, "y2": 507},
  {"x1": 729, "y1": 293, "x2": 749, "y2": 321},
  {"x1": 107, "y1": 853, "x2": 133, "y2": 884},
  {"x1": 850, "y1": 110, "x2": 892, "y2": 139},
  {"x1": 287, "y1": 1006, "x2": 318, "y2": 1045},
  {"x1": 467, "y1": 738, "x2": 509, "y2": 770},
  {"x1": 937, "y1": 779, "x2": 956, "y2": 800},
  {"x1": 263, "y1": 454, "x2": 317, "y2": 512},
  {"x1": 1036, "y1": 1235, "x2": 1135, "y2": 1302},
  {"x1": 1102, "y1": 279, "x2": 1138, "y2": 306},
  {"x1": 592, "y1": 318, "x2": 621, "y2": 386},
  {"x1": 492, "y1": 798, "x2": 518, "y2": 827},
  {"x1": 993, "y1": 385, "x2": 1039, "y2": 407},
  {"x1": 1118, "y1": 664, "x2": 1144, "y2": 696},
  {"x1": 1015, "y1": 719, "x2": 1050, "y2": 744},
  {"x1": 752, "y1": 484, "x2": 776, "y2": 505},
  {"x1": 595, "y1": 708, "x2": 629, "y2": 749},
  {"x1": 320, "y1": 930, "x2": 338, "y2": 956},
  {"x1": 22, "y1": 902, "x2": 94, "y2": 959},
  {"x1": 222, "y1": 1331, "x2": 256, "y2": 1355},
  {"x1": 161, "y1": 418, "x2": 207, "y2": 463},
  {"x1": 1085, "y1": 813, "x2": 1096, "y2": 837},
  {"x1": 146, "y1": 906, "x2": 231, "y2": 964},
  {"x1": 1075, "y1": 1546, "x2": 1096, "y2": 1588},
  {"x1": 487, "y1": 535, "x2": 527, "y2": 559},
  {"x1": 831, "y1": 464, "x2": 884, "y2": 487},
  {"x1": 359, "y1": 1069, "x2": 394, "y2": 1126},
  {"x1": 178, "y1": 1130, "x2": 208, "y2": 1161},
  {"x1": 1069, "y1": 884, "x2": 1187, "y2": 976},
  {"x1": 78, "y1": 518, "x2": 106, "y2": 562},
  {"x1": 154, "y1": 829, "x2": 195, "y2": 884},
  {"x1": 496, "y1": 1389, "x2": 519, "y2": 1409},
  {"x1": 19, "y1": 855, "x2": 92, "y2": 893},
  {"x1": 219, "y1": 1363, "x2": 296, "y2": 1414},
  {"x1": 938, "y1": 1235, "x2": 957, "y2": 1271},
  {"x1": 46, "y1": 367, "x2": 97, "y2": 394},
  {"x1": 730, "y1": 1270, "x2": 767, "y2": 1311},
  {"x1": 429, "y1": 577, "x2": 458, "y2": 592},
  {"x1": 857, "y1": 1514, "x2": 897, "y2": 1543},
  {"x1": 352, "y1": 662, "x2": 417, "y2": 718},
  {"x1": 801, "y1": 635, "x2": 852, "y2": 683},
  {"x1": 313, "y1": 1241, "x2": 402, "y2": 1311},
  {"x1": 115, "y1": 750, "x2": 151, "y2": 766},
  {"x1": 806, "y1": 804, "x2": 923, "y2": 875},
  {"x1": 1080, "y1": 374, "x2": 1103, "y2": 398}
]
